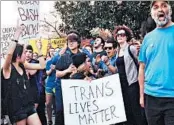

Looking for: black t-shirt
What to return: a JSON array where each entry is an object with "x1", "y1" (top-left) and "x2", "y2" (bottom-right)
[{"x1": 56, "y1": 51, "x2": 82, "y2": 79}]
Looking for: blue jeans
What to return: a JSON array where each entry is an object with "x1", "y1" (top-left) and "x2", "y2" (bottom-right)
[{"x1": 145, "y1": 94, "x2": 174, "y2": 125}]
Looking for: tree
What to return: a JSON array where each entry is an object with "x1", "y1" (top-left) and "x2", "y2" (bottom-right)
[
  {"x1": 39, "y1": 11, "x2": 67, "y2": 38},
  {"x1": 54, "y1": 1, "x2": 174, "y2": 39}
]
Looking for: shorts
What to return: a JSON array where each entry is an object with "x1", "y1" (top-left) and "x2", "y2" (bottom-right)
[
  {"x1": 9, "y1": 104, "x2": 36, "y2": 124},
  {"x1": 45, "y1": 81, "x2": 56, "y2": 94},
  {"x1": 45, "y1": 87, "x2": 55, "y2": 94}
]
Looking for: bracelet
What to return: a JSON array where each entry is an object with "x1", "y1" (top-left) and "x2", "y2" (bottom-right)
[
  {"x1": 11, "y1": 39, "x2": 18, "y2": 43},
  {"x1": 38, "y1": 54, "x2": 43, "y2": 58}
]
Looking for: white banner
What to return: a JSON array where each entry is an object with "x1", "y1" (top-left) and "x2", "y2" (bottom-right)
[
  {"x1": 61, "y1": 74, "x2": 126, "y2": 125},
  {"x1": 17, "y1": 1, "x2": 40, "y2": 41},
  {"x1": 1, "y1": 26, "x2": 16, "y2": 67}
]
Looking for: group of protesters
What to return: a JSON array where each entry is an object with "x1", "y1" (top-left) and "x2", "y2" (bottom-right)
[{"x1": 1, "y1": 1, "x2": 174, "y2": 125}]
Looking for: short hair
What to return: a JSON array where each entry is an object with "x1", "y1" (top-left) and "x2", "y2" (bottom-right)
[
  {"x1": 105, "y1": 37, "x2": 118, "y2": 49},
  {"x1": 113, "y1": 25, "x2": 133, "y2": 42},
  {"x1": 67, "y1": 30, "x2": 81, "y2": 43},
  {"x1": 95, "y1": 36, "x2": 105, "y2": 47},
  {"x1": 67, "y1": 30, "x2": 81, "y2": 48},
  {"x1": 12, "y1": 44, "x2": 24, "y2": 62},
  {"x1": 26, "y1": 45, "x2": 33, "y2": 52}
]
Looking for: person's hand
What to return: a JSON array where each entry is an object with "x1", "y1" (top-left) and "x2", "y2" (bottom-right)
[
  {"x1": 84, "y1": 76, "x2": 93, "y2": 83},
  {"x1": 13, "y1": 24, "x2": 25, "y2": 41},
  {"x1": 95, "y1": 54, "x2": 101, "y2": 64},
  {"x1": 36, "y1": 39, "x2": 42, "y2": 54},
  {"x1": 36, "y1": 40, "x2": 42, "y2": 50},
  {"x1": 96, "y1": 69, "x2": 104, "y2": 78},
  {"x1": 101, "y1": 55, "x2": 109, "y2": 63},
  {"x1": 140, "y1": 95, "x2": 144, "y2": 108},
  {"x1": 67, "y1": 64, "x2": 76, "y2": 73},
  {"x1": 50, "y1": 64, "x2": 55, "y2": 70}
]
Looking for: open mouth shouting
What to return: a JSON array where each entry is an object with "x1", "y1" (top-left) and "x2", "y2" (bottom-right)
[{"x1": 157, "y1": 13, "x2": 166, "y2": 21}]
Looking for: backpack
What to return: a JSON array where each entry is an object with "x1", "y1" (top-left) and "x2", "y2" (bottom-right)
[{"x1": 128, "y1": 45, "x2": 139, "y2": 72}]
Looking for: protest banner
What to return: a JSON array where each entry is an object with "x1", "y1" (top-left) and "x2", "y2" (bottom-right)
[
  {"x1": 1, "y1": 26, "x2": 16, "y2": 67},
  {"x1": 17, "y1": 1, "x2": 40, "y2": 41},
  {"x1": 29, "y1": 39, "x2": 48, "y2": 56},
  {"x1": 51, "y1": 38, "x2": 66, "y2": 48},
  {"x1": 29, "y1": 38, "x2": 66, "y2": 55},
  {"x1": 61, "y1": 74, "x2": 126, "y2": 125}
]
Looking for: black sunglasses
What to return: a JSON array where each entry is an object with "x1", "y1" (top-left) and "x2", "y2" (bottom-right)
[
  {"x1": 116, "y1": 33, "x2": 126, "y2": 37},
  {"x1": 104, "y1": 47, "x2": 113, "y2": 50}
]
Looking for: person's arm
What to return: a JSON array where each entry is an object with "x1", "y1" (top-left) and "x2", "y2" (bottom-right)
[
  {"x1": 101, "y1": 55, "x2": 117, "y2": 74},
  {"x1": 138, "y1": 62, "x2": 145, "y2": 107},
  {"x1": 24, "y1": 56, "x2": 45, "y2": 70},
  {"x1": 46, "y1": 64, "x2": 55, "y2": 76},
  {"x1": 27, "y1": 70, "x2": 37, "y2": 75},
  {"x1": 56, "y1": 64, "x2": 76, "y2": 78},
  {"x1": 106, "y1": 62, "x2": 117, "y2": 74},
  {"x1": 3, "y1": 25, "x2": 24, "y2": 71},
  {"x1": 3, "y1": 25, "x2": 24, "y2": 79}
]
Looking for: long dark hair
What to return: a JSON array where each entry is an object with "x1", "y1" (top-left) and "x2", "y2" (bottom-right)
[{"x1": 12, "y1": 44, "x2": 24, "y2": 62}]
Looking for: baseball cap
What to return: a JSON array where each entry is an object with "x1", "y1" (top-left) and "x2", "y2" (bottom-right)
[{"x1": 150, "y1": 0, "x2": 169, "y2": 8}]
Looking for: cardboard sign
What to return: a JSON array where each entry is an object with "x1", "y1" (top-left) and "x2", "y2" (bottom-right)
[
  {"x1": 29, "y1": 38, "x2": 66, "y2": 55},
  {"x1": 17, "y1": 1, "x2": 40, "y2": 41},
  {"x1": 61, "y1": 74, "x2": 126, "y2": 125},
  {"x1": 51, "y1": 38, "x2": 66, "y2": 48},
  {"x1": 1, "y1": 26, "x2": 16, "y2": 67}
]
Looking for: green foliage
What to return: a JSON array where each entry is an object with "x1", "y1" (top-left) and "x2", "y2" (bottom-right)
[{"x1": 55, "y1": 1, "x2": 174, "y2": 38}]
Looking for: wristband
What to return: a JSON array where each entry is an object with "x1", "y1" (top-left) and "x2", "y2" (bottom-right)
[{"x1": 11, "y1": 39, "x2": 18, "y2": 43}]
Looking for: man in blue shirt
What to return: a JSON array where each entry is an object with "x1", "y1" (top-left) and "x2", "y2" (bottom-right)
[{"x1": 138, "y1": 1, "x2": 174, "y2": 125}]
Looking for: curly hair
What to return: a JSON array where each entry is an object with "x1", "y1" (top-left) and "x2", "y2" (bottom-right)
[{"x1": 113, "y1": 25, "x2": 133, "y2": 42}]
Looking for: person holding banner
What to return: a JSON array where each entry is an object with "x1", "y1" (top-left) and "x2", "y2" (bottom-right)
[
  {"x1": 55, "y1": 30, "x2": 83, "y2": 125},
  {"x1": 139, "y1": 1, "x2": 174, "y2": 125},
  {"x1": 70, "y1": 53, "x2": 95, "y2": 80},
  {"x1": 1, "y1": 24, "x2": 45, "y2": 125}
]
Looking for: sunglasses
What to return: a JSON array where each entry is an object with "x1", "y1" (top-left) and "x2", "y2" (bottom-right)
[
  {"x1": 104, "y1": 47, "x2": 113, "y2": 50},
  {"x1": 116, "y1": 33, "x2": 126, "y2": 37},
  {"x1": 68, "y1": 40, "x2": 77, "y2": 43}
]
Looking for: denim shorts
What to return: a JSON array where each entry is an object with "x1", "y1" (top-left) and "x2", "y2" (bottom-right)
[
  {"x1": 45, "y1": 87, "x2": 55, "y2": 94},
  {"x1": 45, "y1": 82, "x2": 56, "y2": 94}
]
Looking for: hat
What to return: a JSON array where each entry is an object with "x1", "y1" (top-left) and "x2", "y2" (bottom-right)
[
  {"x1": 150, "y1": 1, "x2": 169, "y2": 8},
  {"x1": 72, "y1": 53, "x2": 87, "y2": 68}
]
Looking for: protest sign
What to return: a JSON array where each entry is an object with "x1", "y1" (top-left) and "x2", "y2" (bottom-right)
[
  {"x1": 51, "y1": 38, "x2": 66, "y2": 48},
  {"x1": 29, "y1": 38, "x2": 66, "y2": 55},
  {"x1": 29, "y1": 39, "x2": 48, "y2": 56},
  {"x1": 61, "y1": 74, "x2": 126, "y2": 125},
  {"x1": 1, "y1": 26, "x2": 16, "y2": 67},
  {"x1": 17, "y1": 1, "x2": 40, "y2": 41}
]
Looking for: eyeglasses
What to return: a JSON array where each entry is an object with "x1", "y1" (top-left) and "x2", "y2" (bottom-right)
[
  {"x1": 104, "y1": 47, "x2": 113, "y2": 50},
  {"x1": 116, "y1": 33, "x2": 126, "y2": 37}
]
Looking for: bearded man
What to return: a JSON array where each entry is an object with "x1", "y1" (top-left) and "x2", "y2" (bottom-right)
[{"x1": 138, "y1": 1, "x2": 174, "y2": 125}]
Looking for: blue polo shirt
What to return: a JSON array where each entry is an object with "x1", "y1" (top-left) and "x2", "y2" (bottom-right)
[{"x1": 139, "y1": 25, "x2": 174, "y2": 97}]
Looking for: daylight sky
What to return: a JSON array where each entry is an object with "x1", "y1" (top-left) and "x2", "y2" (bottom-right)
[{"x1": 1, "y1": 1, "x2": 58, "y2": 26}]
